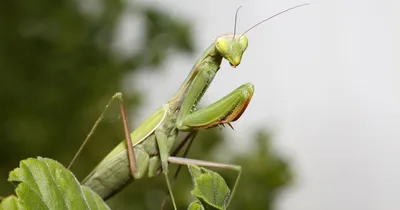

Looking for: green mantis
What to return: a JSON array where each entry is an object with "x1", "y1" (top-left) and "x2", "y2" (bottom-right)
[{"x1": 68, "y1": 4, "x2": 309, "y2": 209}]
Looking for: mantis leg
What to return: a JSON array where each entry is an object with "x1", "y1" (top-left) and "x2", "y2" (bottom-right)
[
  {"x1": 161, "y1": 131, "x2": 198, "y2": 209},
  {"x1": 68, "y1": 92, "x2": 137, "y2": 178},
  {"x1": 155, "y1": 129, "x2": 179, "y2": 210},
  {"x1": 171, "y1": 131, "x2": 198, "y2": 179},
  {"x1": 171, "y1": 82, "x2": 253, "y2": 207},
  {"x1": 177, "y1": 83, "x2": 254, "y2": 131},
  {"x1": 168, "y1": 156, "x2": 241, "y2": 207}
]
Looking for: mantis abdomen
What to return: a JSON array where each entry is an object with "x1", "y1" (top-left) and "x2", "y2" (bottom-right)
[{"x1": 83, "y1": 106, "x2": 171, "y2": 199}]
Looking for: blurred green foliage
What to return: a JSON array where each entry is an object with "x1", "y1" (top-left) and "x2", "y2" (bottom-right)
[{"x1": 0, "y1": 0, "x2": 293, "y2": 209}]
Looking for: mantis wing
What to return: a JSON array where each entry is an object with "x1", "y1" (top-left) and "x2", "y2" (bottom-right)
[{"x1": 82, "y1": 105, "x2": 168, "y2": 199}]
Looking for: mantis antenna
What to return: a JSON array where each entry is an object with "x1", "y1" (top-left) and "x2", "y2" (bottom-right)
[
  {"x1": 233, "y1": 6, "x2": 243, "y2": 39},
  {"x1": 240, "y1": 3, "x2": 310, "y2": 37}
]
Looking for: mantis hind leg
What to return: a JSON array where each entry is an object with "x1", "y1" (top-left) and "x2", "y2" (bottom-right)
[{"x1": 68, "y1": 92, "x2": 137, "y2": 178}]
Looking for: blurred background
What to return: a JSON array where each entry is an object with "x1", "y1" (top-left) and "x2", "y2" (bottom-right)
[{"x1": 0, "y1": 0, "x2": 399, "y2": 210}]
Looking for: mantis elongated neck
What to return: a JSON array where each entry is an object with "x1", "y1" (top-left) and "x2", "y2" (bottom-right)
[
  {"x1": 173, "y1": 44, "x2": 224, "y2": 128},
  {"x1": 170, "y1": 43, "x2": 222, "y2": 103}
]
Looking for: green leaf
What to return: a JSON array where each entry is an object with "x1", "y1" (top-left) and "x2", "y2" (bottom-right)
[
  {"x1": 188, "y1": 165, "x2": 230, "y2": 210},
  {"x1": 0, "y1": 196, "x2": 18, "y2": 210},
  {"x1": 7, "y1": 157, "x2": 110, "y2": 210}
]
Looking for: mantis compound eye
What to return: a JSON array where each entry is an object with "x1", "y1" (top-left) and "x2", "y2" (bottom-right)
[
  {"x1": 215, "y1": 37, "x2": 230, "y2": 56},
  {"x1": 239, "y1": 35, "x2": 248, "y2": 52}
]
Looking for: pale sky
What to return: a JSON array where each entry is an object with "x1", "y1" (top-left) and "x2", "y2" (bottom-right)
[{"x1": 117, "y1": 0, "x2": 400, "y2": 210}]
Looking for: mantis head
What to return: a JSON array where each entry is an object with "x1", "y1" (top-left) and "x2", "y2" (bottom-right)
[
  {"x1": 215, "y1": 34, "x2": 248, "y2": 68},
  {"x1": 215, "y1": 3, "x2": 309, "y2": 68}
]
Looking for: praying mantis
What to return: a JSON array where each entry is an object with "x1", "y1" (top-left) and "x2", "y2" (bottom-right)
[{"x1": 68, "y1": 4, "x2": 309, "y2": 209}]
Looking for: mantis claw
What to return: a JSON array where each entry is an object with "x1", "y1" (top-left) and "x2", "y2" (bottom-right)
[{"x1": 227, "y1": 123, "x2": 235, "y2": 130}]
